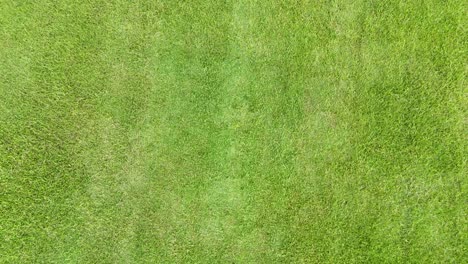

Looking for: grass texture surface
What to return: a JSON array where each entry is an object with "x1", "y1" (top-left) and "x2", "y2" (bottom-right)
[{"x1": 0, "y1": 1, "x2": 466, "y2": 263}]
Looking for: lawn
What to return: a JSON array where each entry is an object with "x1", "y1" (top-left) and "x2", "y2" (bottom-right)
[{"x1": 0, "y1": 0, "x2": 466, "y2": 263}]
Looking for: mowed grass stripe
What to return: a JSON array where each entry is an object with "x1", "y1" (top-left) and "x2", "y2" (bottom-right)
[{"x1": 1, "y1": 1, "x2": 109, "y2": 262}]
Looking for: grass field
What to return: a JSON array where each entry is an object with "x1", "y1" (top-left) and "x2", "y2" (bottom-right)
[{"x1": 0, "y1": 0, "x2": 466, "y2": 263}]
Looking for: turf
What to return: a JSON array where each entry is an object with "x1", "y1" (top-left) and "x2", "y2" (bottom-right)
[{"x1": 0, "y1": 0, "x2": 466, "y2": 263}]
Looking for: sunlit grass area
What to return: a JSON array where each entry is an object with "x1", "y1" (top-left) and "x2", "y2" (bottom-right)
[{"x1": 1, "y1": 1, "x2": 466, "y2": 263}]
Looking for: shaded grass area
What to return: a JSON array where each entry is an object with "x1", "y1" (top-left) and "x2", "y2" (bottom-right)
[{"x1": 1, "y1": 0, "x2": 466, "y2": 263}]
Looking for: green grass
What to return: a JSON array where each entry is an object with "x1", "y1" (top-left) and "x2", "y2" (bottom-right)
[{"x1": 0, "y1": 0, "x2": 466, "y2": 263}]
